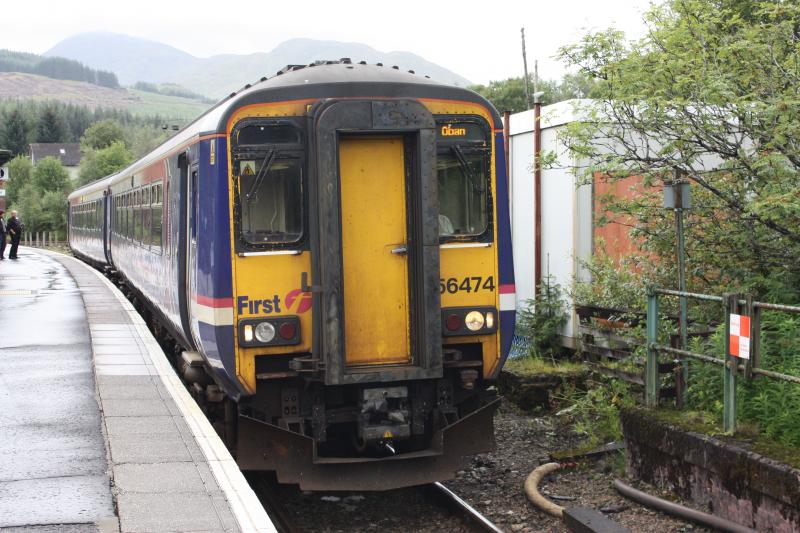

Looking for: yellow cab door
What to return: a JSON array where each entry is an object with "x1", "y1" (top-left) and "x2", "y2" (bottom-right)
[{"x1": 338, "y1": 137, "x2": 410, "y2": 365}]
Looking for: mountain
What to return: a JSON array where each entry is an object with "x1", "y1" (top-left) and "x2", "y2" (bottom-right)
[
  {"x1": 45, "y1": 33, "x2": 472, "y2": 99},
  {"x1": 0, "y1": 72, "x2": 209, "y2": 120}
]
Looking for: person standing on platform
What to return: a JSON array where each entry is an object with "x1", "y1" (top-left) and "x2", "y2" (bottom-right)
[
  {"x1": 7, "y1": 210, "x2": 22, "y2": 260},
  {"x1": 0, "y1": 210, "x2": 6, "y2": 260}
]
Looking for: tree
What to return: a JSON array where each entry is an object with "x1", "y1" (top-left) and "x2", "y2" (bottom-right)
[
  {"x1": 8, "y1": 157, "x2": 70, "y2": 238},
  {"x1": 4, "y1": 155, "x2": 32, "y2": 206},
  {"x1": 78, "y1": 140, "x2": 132, "y2": 185},
  {"x1": 32, "y1": 157, "x2": 70, "y2": 193},
  {"x1": 3, "y1": 108, "x2": 30, "y2": 156},
  {"x1": 81, "y1": 119, "x2": 126, "y2": 151},
  {"x1": 36, "y1": 104, "x2": 68, "y2": 143},
  {"x1": 469, "y1": 72, "x2": 599, "y2": 114},
  {"x1": 559, "y1": 0, "x2": 800, "y2": 302}
]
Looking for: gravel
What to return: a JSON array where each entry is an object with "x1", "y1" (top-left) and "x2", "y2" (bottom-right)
[{"x1": 269, "y1": 399, "x2": 712, "y2": 532}]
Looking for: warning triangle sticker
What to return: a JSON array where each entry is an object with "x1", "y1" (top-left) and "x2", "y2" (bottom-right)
[{"x1": 240, "y1": 161, "x2": 256, "y2": 176}]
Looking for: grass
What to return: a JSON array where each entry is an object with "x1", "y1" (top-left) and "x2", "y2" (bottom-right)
[
  {"x1": 127, "y1": 89, "x2": 211, "y2": 121},
  {"x1": 648, "y1": 408, "x2": 800, "y2": 469},
  {"x1": 504, "y1": 356, "x2": 586, "y2": 377}
]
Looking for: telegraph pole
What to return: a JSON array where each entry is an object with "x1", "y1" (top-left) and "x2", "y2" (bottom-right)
[{"x1": 521, "y1": 28, "x2": 532, "y2": 110}]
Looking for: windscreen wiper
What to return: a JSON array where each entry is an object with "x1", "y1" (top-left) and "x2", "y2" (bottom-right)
[
  {"x1": 245, "y1": 149, "x2": 276, "y2": 203},
  {"x1": 451, "y1": 145, "x2": 485, "y2": 193}
]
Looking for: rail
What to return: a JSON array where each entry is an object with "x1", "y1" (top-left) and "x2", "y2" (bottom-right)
[{"x1": 646, "y1": 288, "x2": 800, "y2": 432}]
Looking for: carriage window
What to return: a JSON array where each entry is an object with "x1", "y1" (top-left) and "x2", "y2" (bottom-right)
[
  {"x1": 437, "y1": 148, "x2": 489, "y2": 238},
  {"x1": 142, "y1": 187, "x2": 151, "y2": 247},
  {"x1": 152, "y1": 183, "x2": 163, "y2": 248},
  {"x1": 233, "y1": 123, "x2": 303, "y2": 246}
]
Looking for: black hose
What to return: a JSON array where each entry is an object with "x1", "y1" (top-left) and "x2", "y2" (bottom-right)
[{"x1": 613, "y1": 479, "x2": 757, "y2": 533}]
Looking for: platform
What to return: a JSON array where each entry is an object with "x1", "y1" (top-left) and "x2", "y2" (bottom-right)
[{"x1": 0, "y1": 247, "x2": 275, "y2": 532}]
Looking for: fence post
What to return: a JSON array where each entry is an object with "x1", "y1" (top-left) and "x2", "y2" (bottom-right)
[
  {"x1": 646, "y1": 289, "x2": 660, "y2": 407},
  {"x1": 723, "y1": 293, "x2": 739, "y2": 433}
]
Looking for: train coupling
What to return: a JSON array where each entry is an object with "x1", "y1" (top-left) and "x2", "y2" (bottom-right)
[{"x1": 359, "y1": 386, "x2": 411, "y2": 445}]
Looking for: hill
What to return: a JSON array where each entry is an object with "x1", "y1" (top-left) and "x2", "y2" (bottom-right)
[
  {"x1": 45, "y1": 33, "x2": 473, "y2": 98},
  {"x1": 0, "y1": 72, "x2": 209, "y2": 120}
]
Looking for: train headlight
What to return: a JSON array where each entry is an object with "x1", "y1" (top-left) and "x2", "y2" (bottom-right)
[
  {"x1": 441, "y1": 307, "x2": 498, "y2": 336},
  {"x1": 254, "y1": 322, "x2": 276, "y2": 343},
  {"x1": 238, "y1": 316, "x2": 301, "y2": 347},
  {"x1": 465, "y1": 311, "x2": 485, "y2": 331}
]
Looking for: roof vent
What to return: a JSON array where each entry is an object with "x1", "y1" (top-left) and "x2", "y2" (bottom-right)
[
  {"x1": 408, "y1": 70, "x2": 415, "y2": 74},
  {"x1": 340, "y1": 57, "x2": 352, "y2": 64},
  {"x1": 392, "y1": 65, "x2": 399, "y2": 70},
  {"x1": 359, "y1": 60, "x2": 367, "y2": 65},
  {"x1": 277, "y1": 64, "x2": 306, "y2": 75},
  {"x1": 376, "y1": 62, "x2": 383, "y2": 67}
]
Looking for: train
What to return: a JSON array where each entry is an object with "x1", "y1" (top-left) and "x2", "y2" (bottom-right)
[{"x1": 68, "y1": 59, "x2": 515, "y2": 490}]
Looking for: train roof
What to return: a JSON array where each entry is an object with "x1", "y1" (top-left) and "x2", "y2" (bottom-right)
[{"x1": 70, "y1": 61, "x2": 497, "y2": 201}]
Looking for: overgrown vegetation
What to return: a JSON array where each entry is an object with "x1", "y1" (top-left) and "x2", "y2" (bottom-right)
[
  {"x1": 556, "y1": 376, "x2": 636, "y2": 448},
  {"x1": 516, "y1": 275, "x2": 569, "y2": 360},
  {"x1": 555, "y1": 0, "x2": 800, "y2": 452}
]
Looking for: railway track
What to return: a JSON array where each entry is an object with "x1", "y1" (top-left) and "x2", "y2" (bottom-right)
[
  {"x1": 247, "y1": 473, "x2": 505, "y2": 533},
  {"x1": 425, "y1": 482, "x2": 506, "y2": 533}
]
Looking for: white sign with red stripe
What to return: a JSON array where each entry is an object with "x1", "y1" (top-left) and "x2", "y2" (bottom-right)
[
  {"x1": 499, "y1": 284, "x2": 516, "y2": 311},
  {"x1": 729, "y1": 313, "x2": 750, "y2": 359}
]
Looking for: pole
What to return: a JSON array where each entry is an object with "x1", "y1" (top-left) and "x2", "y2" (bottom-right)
[
  {"x1": 533, "y1": 94, "x2": 542, "y2": 296},
  {"x1": 646, "y1": 290, "x2": 660, "y2": 407},
  {"x1": 521, "y1": 28, "x2": 532, "y2": 110},
  {"x1": 723, "y1": 293, "x2": 738, "y2": 433},
  {"x1": 674, "y1": 169, "x2": 688, "y2": 407}
]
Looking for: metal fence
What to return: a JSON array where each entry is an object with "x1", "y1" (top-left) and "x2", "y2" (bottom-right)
[
  {"x1": 646, "y1": 288, "x2": 800, "y2": 433},
  {"x1": 21, "y1": 232, "x2": 67, "y2": 249}
]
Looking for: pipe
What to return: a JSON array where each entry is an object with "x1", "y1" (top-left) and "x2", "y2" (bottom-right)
[
  {"x1": 524, "y1": 462, "x2": 564, "y2": 518},
  {"x1": 613, "y1": 479, "x2": 757, "y2": 533},
  {"x1": 533, "y1": 96, "x2": 542, "y2": 295}
]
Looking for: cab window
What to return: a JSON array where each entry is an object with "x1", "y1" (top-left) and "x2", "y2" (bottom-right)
[
  {"x1": 436, "y1": 121, "x2": 490, "y2": 240},
  {"x1": 233, "y1": 123, "x2": 304, "y2": 246}
]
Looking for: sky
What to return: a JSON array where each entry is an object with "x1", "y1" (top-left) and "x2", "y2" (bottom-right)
[{"x1": 2, "y1": 0, "x2": 654, "y2": 85}]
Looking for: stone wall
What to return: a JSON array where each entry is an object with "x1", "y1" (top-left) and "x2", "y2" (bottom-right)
[{"x1": 621, "y1": 408, "x2": 800, "y2": 532}]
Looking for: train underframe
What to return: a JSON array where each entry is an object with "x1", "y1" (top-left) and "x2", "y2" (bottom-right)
[
  {"x1": 115, "y1": 284, "x2": 500, "y2": 491},
  {"x1": 234, "y1": 347, "x2": 500, "y2": 490}
]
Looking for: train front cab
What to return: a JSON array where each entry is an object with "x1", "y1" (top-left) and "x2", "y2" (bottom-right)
[{"x1": 227, "y1": 96, "x2": 511, "y2": 490}]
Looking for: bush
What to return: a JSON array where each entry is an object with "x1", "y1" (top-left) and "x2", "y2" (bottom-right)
[{"x1": 516, "y1": 275, "x2": 568, "y2": 360}]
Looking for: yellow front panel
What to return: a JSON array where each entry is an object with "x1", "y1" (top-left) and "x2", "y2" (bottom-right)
[{"x1": 339, "y1": 137, "x2": 410, "y2": 365}]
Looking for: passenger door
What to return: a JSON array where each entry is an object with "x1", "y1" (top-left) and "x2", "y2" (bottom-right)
[
  {"x1": 188, "y1": 162, "x2": 200, "y2": 346},
  {"x1": 339, "y1": 136, "x2": 410, "y2": 365},
  {"x1": 312, "y1": 99, "x2": 443, "y2": 385}
]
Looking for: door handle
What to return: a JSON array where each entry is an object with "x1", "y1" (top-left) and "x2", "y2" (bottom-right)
[
  {"x1": 301, "y1": 271, "x2": 322, "y2": 293},
  {"x1": 391, "y1": 245, "x2": 407, "y2": 255}
]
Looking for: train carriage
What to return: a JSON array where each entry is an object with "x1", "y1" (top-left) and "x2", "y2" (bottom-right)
[{"x1": 69, "y1": 60, "x2": 515, "y2": 490}]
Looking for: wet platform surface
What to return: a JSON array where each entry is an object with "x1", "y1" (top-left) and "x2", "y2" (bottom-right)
[
  {"x1": 0, "y1": 248, "x2": 116, "y2": 531},
  {"x1": 0, "y1": 248, "x2": 274, "y2": 532}
]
